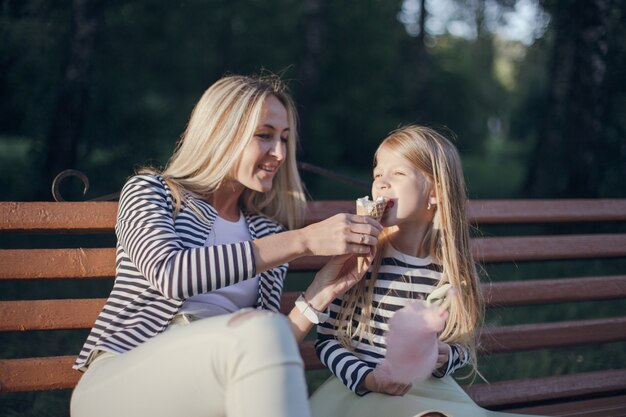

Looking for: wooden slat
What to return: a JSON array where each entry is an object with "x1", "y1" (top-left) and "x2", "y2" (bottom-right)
[
  {"x1": 2, "y1": 276, "x2": 619, "y2": 332},
  {"x1": 0, "y1": 355, "x2": 80, "y2": 392},
  {"x1": 305, "y1": 200, "x2": 354, "y2": 224},
  {"x1": 288, "y1": 276, "x2": 626, "y2": 312},
  {"x1": 296, "y1": 319, "x2": 626, "y2": 365},
  {"x1": 484, "y1": 275, "x2": 626, "y2": 306},
  {"x1": 472, "y1": 234, "x2": 626, "y2": 263},
  {"x1": 0, "y1": 248, "x2": 322, "y2": 280},
  {"x1": 479, "y1": 317, "x2": 626, "y2": 354},
  {"x1": 0, "y1": 347, "x2": 323, "y2": 392},
  {"x1": 0, "y1": 201, "x2": 353, "y2": 233},
  {"x1": 0, "y1": 299, "x2": 105, "y2": 331},
  {"x1": 0, "y1": 202, "x2": 119, "y2": 233},
  {"x1": 281, "y1": 277, "x2": 626, "y2": 315},
  {"x1": 4, "y1": 290, "x2": 625, "y2": 333},
  {"x1": 503, "y1": 394, "x2": 626, "y2": 416},
  {"x1": 3, "y1": 234, "x2": 624, "y2": 280},
  {"x1": 0, "y1": 248, "x2": 115, "y2": 279},
  {"x1": 2, "y1": 199, "x2": 626, "y2": 234},
  {"x1": 465, "y1": 368, "x2": 626, "y2": 408},
  {"x1": 289, "y1": 255, "x2": 330, "y2": 271},
  {"x1": 300, "y1": 341, "x2": 323, "y2": 370},
  {"x1": 468, "y1": 199, "x2": 626, "y2": 224},
  {"x1": 280, "y1": 292, "x2": 299, "y2": 315},
  {"x1": 2, "y1": 275, "x2": 622, "y2": 330},
  {"x1": 2, "y1": 353, "x2": 625, "y2": 412},
  {"x1": 6, "y1": 292, "x2": 626, "y2": 336}
]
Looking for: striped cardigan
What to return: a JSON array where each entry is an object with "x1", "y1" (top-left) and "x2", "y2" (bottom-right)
[
  {"x1": 316, "y1": 246, "x2": 470, "y2": 395},
  {"x1": 74, "y1": 174, "x2": 288, "y2": 372}
]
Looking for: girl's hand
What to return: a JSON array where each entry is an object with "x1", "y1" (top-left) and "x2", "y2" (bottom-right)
[
  {"x1": 362, "y1": 371, "x2": 412, "y2": 396},
  {"x1": 435, "y1": 340, "x2": 451, "y2": 370},
  {"x1": 303, "y1": 251, "x2": 375, "y2": 312},
  {"x1": 287, "y1": 252, "x2": 374, "y2": 342},
  {"x1": 299, "y1": 214, "x2": 382, "y2": 257}
]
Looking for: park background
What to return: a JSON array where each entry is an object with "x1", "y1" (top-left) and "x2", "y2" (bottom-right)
[{"x1": 1, "y1": 0, "x2": 626, "y2": 416}]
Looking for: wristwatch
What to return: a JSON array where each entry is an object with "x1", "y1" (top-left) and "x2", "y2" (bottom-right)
[{"x1": 295, "y1": 293, "x2": 330, "y2": 324}]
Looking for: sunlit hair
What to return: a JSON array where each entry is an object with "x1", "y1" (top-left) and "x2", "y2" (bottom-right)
[
  {"x1": 337, "y1": 125, "x2": 484, "y2": 377},
  {"x1": 139, "y1": 74, "x2": 306, "y2": 230}
]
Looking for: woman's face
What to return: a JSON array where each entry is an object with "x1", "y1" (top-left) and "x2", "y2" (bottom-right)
[
  {"x1": 234, "y1": 95, "x2": 289, "y2": 193},
  {"x1": 372, "y1": 145, "x2": 433, "y2": 227}
]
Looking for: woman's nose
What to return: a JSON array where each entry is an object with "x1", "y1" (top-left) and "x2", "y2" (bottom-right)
[{"x1": 269, "y1": 138, "x2": 286, "y2": 161}]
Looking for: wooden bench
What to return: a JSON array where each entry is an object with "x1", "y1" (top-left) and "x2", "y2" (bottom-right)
[{"x1": 2, "y1": 199, "x2": 626, "y2": 416}]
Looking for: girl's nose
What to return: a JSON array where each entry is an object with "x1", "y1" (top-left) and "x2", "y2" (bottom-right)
[{"x1": 375, "y1": 178, "x2": 390, "y2": 190}]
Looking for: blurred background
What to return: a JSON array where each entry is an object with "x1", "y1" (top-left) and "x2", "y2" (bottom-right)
[
  {"x1": 2, "y1": 1, "x2": 626, "y2": 416},
  {"x1": 2, "y1": 0, "x2": 625, "y2": 202}
]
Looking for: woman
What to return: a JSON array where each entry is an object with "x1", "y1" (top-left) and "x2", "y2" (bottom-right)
[{"x1": 70, "y1": 75, "x2": 381, "y2": 417}]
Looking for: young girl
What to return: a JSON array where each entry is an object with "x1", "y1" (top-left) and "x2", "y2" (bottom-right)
[
  {"x1": 70, "y1": 75, "x2": 381, "y2": 417},
  {"x1": 311, "y1": 125, "x2": 543, "y2": 417}
]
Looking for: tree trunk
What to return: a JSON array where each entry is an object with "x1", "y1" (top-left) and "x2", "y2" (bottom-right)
[
  {"x1": 412, "y1": 0, "x2": 429, "y2": 112},
  {"x1": 525, "y1": 0, "x2": 610, "y2": 197},
  {"x1": 417, "y1": 0, "x2": 427, "y2": 49},
  {"x1": 43, "y1": 0, "x2": 102, "y2": 192},
  {"x1": 298, "y1": 0, "x2": 323, "y2": 156}
]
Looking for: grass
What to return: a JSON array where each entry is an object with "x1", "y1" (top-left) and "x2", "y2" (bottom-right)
[{"x1": 462, "y1": 138, "x2": 529, "y2": 199}]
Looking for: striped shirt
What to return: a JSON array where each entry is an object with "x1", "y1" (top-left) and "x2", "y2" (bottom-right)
[
  {"x1": 74, "y1": 174, "x2": 287, "y2": 372},
  {"x1": 315, "y1": 245, "x2": 470, "y2": 395}
]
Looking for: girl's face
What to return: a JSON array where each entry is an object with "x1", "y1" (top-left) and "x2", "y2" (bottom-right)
[
  {"x1": 234, "y1": 95, "x2": 289, "y2": 192},
  {"x1": 372, "y1": 145, "x2": 433, "y2": 227}
]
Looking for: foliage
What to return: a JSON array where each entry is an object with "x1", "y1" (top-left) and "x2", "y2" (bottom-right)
[{"x1": 3, "y1": 0, "x2": 609, "y2": 201}]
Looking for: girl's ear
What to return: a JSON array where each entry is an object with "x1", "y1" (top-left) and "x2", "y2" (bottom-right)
[{"x1": 428, "y1": 191, "x2": 437, "y2": 207}]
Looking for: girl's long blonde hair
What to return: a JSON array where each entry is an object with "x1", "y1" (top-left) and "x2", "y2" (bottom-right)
[
  {"x1": 140, "y1": 74, "x2": 306, "y2": 230},
  {"x1": 337, "y1": 125, "x2": 484, "y2": 376}
]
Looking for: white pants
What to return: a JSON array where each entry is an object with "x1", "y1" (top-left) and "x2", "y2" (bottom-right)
[{"x1": 71, "y1": 310, "x2": 310, "y2": 417}]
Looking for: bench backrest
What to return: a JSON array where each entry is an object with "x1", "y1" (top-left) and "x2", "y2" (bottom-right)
[{"x1": 1, "y1": 199, "x2": 626, "y2": 411}]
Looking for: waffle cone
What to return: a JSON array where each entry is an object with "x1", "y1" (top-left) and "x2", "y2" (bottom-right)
[
  {"x1": 355, "y1": 196, "x2": 388, "y2": 272},
  {"x1": 357, "y1": 257, "x2": 367, "y2": 274},
  {"x1": 356, "y1": 196, "x2": 388, "y2": 220}
]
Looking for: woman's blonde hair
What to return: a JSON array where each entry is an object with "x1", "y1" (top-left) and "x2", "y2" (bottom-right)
[
  {"x1": 337, "y1": 125, "x2": 484, "y2": 376},
  {"x1": 140, "y1": 74, "x2": 306, "y2": 230}
]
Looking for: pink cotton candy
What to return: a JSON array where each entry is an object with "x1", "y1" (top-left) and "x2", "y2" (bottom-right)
[{"x1": 374, "y1": 299, "x2": 448, "y2": 385}]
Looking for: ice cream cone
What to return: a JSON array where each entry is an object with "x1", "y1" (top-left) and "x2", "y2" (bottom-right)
[{"x1": 356, "y1": 196, "x2": 388, "y2": 273}]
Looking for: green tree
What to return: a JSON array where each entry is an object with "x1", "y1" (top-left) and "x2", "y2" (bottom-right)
[
  {"x1": 43, "y1": 0, "x2": 103, "y2": 198},
  {"x1": 524, "y1": 0, "x2": 625, "y2": 197}
]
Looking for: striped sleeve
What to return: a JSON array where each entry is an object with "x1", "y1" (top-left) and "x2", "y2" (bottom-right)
[
  {"x1": 315, "y1": 300, "x2": 374, "y2": 395},
  {"x1": 432, "y1": 343, "x2": 471, "y2": 377},
  {"x1": 258, "y1": 263, "x2": 288, "y2": 312},
  {"x1": 247, "y1": 213, "x2": 288, "y2": 312},
  {"x1": 115, "y1": 175, "x2": 256, "y2": 300}
]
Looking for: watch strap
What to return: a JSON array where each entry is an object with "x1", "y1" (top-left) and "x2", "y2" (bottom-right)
[{"x1": 295, "y1": 293, "x2": 330, "y2": 324}]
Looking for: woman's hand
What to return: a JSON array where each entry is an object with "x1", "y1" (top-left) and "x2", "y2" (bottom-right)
[
  {"x1": 250, "y1": 213, "x2": 381, "y2": 278},
  {"x1": 362, "y1": 371, "x2": 412, "y2": 396},
  {"x1": 299, "y1": 214, "x2": 382, "y2": 257}
]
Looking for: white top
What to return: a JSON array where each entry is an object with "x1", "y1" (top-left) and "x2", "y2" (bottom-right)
[{"x1": 178, "y1": 211, "x2": 258, "y2": 318}]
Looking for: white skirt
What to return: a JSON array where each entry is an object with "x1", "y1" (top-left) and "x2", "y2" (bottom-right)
[{"x1": 310, "y1": 375, "x2": 545, "y2": 417}]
